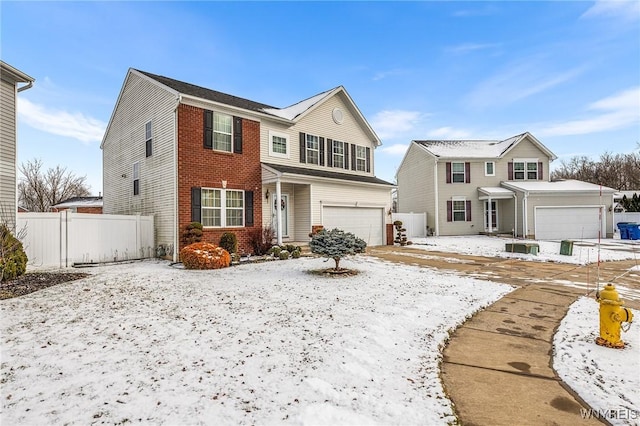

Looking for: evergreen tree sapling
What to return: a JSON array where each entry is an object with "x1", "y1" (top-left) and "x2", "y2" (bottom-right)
[{"x1": 309, "y1": 228, "x2": 366, "y2": 270}]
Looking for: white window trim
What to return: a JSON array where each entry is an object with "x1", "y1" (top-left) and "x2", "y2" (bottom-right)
[
  {"x1": 355, "y1": 145, "x2": 367, "y2": 171},
  {"x1": 268, "y1": 130, "x2": 290, "y2": 159},
  {"x1": 332, "y1": 140, "x2": 345, "y2": 168},
  {"x1": 306, "y1": 134, "x2": 320, "y2": 165},
  {"x1": 485, "y1": 161, "x2": 495, "y2": 176},
  {"x1": 451, "y1": 161, "x2": 465, "y2": 183},
  {"x1": 213, "y1": 112, "x2": 233, "y2": 153},
  {"x1": 452, "y1": 197, "x2": 467, "y2": 222},
  {"x1": 133, "y1": 162, "x2": 140, "y2": 196},
  {"x1": 201, "y1": 188, "x2": 245, "y2": 228},
  {"x1": 513, "y1": 158, "x2": 539, "y2": 180}
]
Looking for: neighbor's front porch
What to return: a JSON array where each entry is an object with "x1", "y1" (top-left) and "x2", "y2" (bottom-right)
[{"x1": 478, "y1": 187, "x2": 517, "y2": 236}]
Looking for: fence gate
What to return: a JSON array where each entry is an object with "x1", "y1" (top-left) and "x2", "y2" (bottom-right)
[
  {"x1": 17, "y1": 212, "x2": 155, "y2": 268},
  {"x1": 392, "y1": 212, "x2": 427, "y2": 238}
]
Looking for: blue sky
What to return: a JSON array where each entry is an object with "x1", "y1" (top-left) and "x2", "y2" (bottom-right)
[{"x1": 3, "y1": 1, "x2": 639, "y2": 194}]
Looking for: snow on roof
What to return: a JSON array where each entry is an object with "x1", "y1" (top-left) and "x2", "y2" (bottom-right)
[
  {"x1": 262, "y1": 88, "x2": 334, "y2": 120},
  {"x1": 53, "y1": 197, "x2": 103, "y2": 208},
  {"x1": 503, "y1": 179, "x2": 616, "y2": 193},
  {"x1": 478, "y1": 187, "x2": 515, "y2": 198},
  {"x1": 414, "y1": 133, "x2": 524, "y2": 158}
]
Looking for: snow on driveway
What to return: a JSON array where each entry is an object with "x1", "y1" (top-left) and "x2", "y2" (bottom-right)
[{"x1": 1, "y1": 256, "x2": 512, "y2": 425}]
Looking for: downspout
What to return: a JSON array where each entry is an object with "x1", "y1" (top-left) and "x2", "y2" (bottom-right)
[
  {"x1": 17, "y1": 81, "x2": 33, "y2": 93},
  {"x1": 513, "y1": 193, "x2": 518, "y2": 237},
  {"x1": 433, "y1": 158, "x2": 439, "y2": 236},
  {"x1": 522, "y1": 191, "x2": 529, "y2": 239},
  {"x1": 172, "y1": 95, "x2": 181, "y2": 262}
]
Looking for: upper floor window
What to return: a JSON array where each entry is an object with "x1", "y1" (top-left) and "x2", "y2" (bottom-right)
[
  {"x1": 306, "y1": 134, "x2": 320, "y2": 165},
  {"x1": 356, "y1": 146, "x2": 367, "y2": 171},
  {"x1": 513, "y1": 159, "x2": 539, "y2": 180},
  {"x1": 332, "y1": 140, "x2": 345, "y2": 169},
  {"x1": 485, "y1": 161, "x2": 495, "y2": 176},
  {"x1": 214, "y1": 113, "x2": 233, "y2": 152},
  {"x1": 133, "y1": 162, "x2": 140, "y2": 196},
  {"x1": 145, "y1": 121, "x2": 152, "y2": 157},
  {"x1": 201, "y1": 188, "x2": 244, "y2": 227},
  {"x1": 452, "y1": 162, "x2": 465, "y2": 183},
  {"x1": 269, "y1": 130, "x2": 289, "y2": 158}
]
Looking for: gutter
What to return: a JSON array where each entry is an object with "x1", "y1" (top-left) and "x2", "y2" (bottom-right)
[{"x1": 17, "y1": 81, "x2": 33, "y2": 92}]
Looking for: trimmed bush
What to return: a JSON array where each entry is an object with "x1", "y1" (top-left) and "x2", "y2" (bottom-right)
[
  {"x1": 0, "y1": 225, "x2": 28, "y2": 281},
  {"x1": 219, "y1": 232, "x2": 238, "y2": 255},
  {"x1": 310, "y1": 228, "x2": 366, "y2": 270},
  {"x1": 180, "y1": 242, "x2": 231, "y2": 270},
  {"x1": 291, "y1": 249, "x2": 301, "y2": 259},
  {"x1": 181, "y1": 222, "x2": 203, "y2": 246},
  {"x1": 279, "y1": 250, "x2": 290, "y2": 260},
  {"x1": 269, "y1": 246, "x2": 282, "y2": 257}
]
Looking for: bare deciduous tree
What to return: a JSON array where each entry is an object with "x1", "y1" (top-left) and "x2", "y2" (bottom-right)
[{"x1": 18, "y1": 159, "x2": 91, "y2": 212}]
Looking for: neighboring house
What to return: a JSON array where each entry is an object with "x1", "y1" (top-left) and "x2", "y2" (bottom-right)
[
  {"x1": 101, "y1": 69, "x2": 393, "y2": 260},
  {"x1": 397, "y1": 132, "x2": 616, "y2": 240},
  {"x1": 51, "y1": 196, "x2": 103, "y2": 214},
  {"x1": 613, "y1": 190, "x2": 639, "y2": 212},
  {"x1": 0, "y1": 61, "x2": 34, "y2": 229}
]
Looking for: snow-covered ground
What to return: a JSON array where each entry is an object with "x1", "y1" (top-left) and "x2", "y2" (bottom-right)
[{"x1": 1, "y1": 257, "x2": 512, "y2": 425}]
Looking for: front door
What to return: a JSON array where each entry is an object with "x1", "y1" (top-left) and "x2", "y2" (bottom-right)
[
  {"x1": 272, "y1": 194, "x2": 289, "y2": 237},
  {"x1": 484, "y1": 201, "x2": 497, "y2": 231}
]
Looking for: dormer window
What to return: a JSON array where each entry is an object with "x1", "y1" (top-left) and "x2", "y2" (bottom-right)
[{"x1": 513, "y1": 159, "x2": 539, "y2": 180}]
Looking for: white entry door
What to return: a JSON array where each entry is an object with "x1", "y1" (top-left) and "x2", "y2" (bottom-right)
[{"x1": 272, "y1": 194, "x2": 289, "y2": 237}]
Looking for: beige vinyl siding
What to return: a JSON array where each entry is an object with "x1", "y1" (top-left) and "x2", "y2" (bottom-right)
[
  {"x1": 0, "y1": 78, "x2": 17, "y2": 222},
  {"x1": 396, "y1": 144, "x2": 436, "y2": 230},
  {"x1": 292, "y1": 185, "x2": 311, "y2": 241},
  {"x1": 498, "y1": 136, "x2": 551, "y2": 181},
  {"x1": 102, "y1": 72, "x2": 177, "y2": 248},
  {"x1": 261, "y1": 93, "x2": 377, "y2": 177},
  {"x1": 311, "y1": 181, "x2": 391, "y2": 227}
]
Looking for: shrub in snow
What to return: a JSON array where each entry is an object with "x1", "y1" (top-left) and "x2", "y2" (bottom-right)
[
  {"x1": 180, "y1": 242, "x2": 231, "y2": 270},
  {"x1": 279, "y1": 250, "x2": 290, "y2": 260},
  {"x1": 269, "y1": 246, "x2": 282, "y2": 257},
  {"x1": 0, "y1": 225, "x2": 27, "y2": 281},
  {"x1": 247, "y1": 226, "x2": 274, "y2": 255},
  {"x1": 219, "y1": 232, "x2": 238, "y2": 255},
  {"x1": 291, "y1": 249, "x2": 301, "y2": 259},
  {"x1": 309, "y1": 228, "x2": 366, "y2": 270},
  {"x1": 181, "y1": 222, "x2": 203, "y2": 246}
]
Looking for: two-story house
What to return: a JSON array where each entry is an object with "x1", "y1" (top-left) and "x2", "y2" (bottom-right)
[
  {"x1": 1, "y1": 61, "x2": 34, "y2": 229},
  {"x1": 101, "y1": 69, "x2": 393, "y2": 260},
  {"x1": 396, "y1": 132, "x2": 615, "y2": 240}
]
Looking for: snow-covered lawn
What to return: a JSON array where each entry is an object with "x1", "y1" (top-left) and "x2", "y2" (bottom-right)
[{"x1": 1, "y1": 257, "x2": 512, "y2": 425}]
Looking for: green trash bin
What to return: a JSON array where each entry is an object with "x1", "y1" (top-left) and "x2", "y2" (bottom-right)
[{"x1": 560, "y1": 240, "x2": 574, "y2": 256}]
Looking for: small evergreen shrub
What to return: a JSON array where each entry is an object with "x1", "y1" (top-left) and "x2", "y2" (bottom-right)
[
  {"x1": 279, "y1": 250, "x2": 290, "y2": 260},
  {"x1": 219, "y1": 232, "x2": 238, "y2": 255},
  {"x1": 0, "y1": 225, "x2": 28, "y2": 281},
  {"x1": 181, "y1": 222, "x2": 203, "y2": 246},
  {"x1": 247, "y1": 226, "x2": 274, "y2": 255},
  {"x1": 269, "y1": 246, "x2": 282, "y2": 257},
  {"x1": 180, "y1": 242, "x2": 230, "y2": 269},
  {"x1": 284, "y1": 244, "x2": 298, "y2": 253},
  {"x1": 291, "y1": 249, "x2": 301, "y2": 259},
  {"x1": 309, "y1": 228, "x2": 366, "y2": 270}
]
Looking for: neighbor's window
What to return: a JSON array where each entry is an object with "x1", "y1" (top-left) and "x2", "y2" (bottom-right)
[
  {"x1": 332, "y1": 140, "x2": 345, "y2": 168},
  {"x1": 306, "y1": 134, "x2": 320, "y2": 165},
  {"x1": 514, "y1": 160, "x2": 538, "y2": 180},
  {"x1": 452, "y1": 162, "x2": 465, "y2": 183},
  {"x1": 453, "y1": 200, "x2": 466, "y2": 221},
  {"x1": 201, "y1": 188, "x2": 244, "y2": 227},
  {"x1": 145, "y1": 121, "x2": 152, "y2": 157},
  {"x1": 485, "y1": 161, "x2": 495, "y2": 176},
  {"x1": 527, "y1": 162, "x2": 538, "y2": 180},
  {"x1": 213, "y1": 113, "x2": 233, "y2": 152},
  {"x1": 356, "y1": 145, "x2": 367, "y2": 171},
  {"x1": 269, "y1": 130, "x2": 289, "y2": 158},
  {"x1": 133, "y1": 162, "x2": 140, "y2": 196}
]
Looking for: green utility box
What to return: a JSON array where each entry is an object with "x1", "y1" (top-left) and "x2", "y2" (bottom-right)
[
  {"x1": 505, "y1": 243, "x2": 539, "y2": 255},
  {"x1": 560, "y1": 240, "x2": 574, "y2": 256}
]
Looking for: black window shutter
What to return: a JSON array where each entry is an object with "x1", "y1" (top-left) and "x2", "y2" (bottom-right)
[
  {"x1": 299, "y1": 132, "x2": 306, "y2": 163},
  {"x1": 319, "y1": 137, "x2": 325, "y2": 166},
  {"x1": 538, "y1": 162, "x2": 543, "y2": 180},
  {"x1": 366, "y1": 147, "x2": 371, "y2": 173},
  {"x1": 344, "y1": 143, "x2": 349, "y2": 169},
  {"x1": 327, "y1": 139, "x2": 333, "y2": 167},
  {"x1": 191, "y1": 187, "x2": 202, "y2": 223},
  {"x1": 447, "y1": 201, "x2": 453, "y2": 222},
  {"x1": 446, "y1": 162, "x2": 452, "y2": 184},
  {"x1": 508, "y1": 162, "x2": 514, "y2": 180},
  {"x1": 244, "y1": 191, "x2": 254, "y2": 226},
  {"x1": 133, "y1": 180, "x2": 140, "y2": 196},
  {"x1": 203, "y1": 110, "x2": 213, "y2": 149},
  {"x1": 465, "y1": 162, "x2": 471, "y2": 183},
  {"x1": 146, "y1": 139, "x2": 152, "y2": 157},
  {"x1": 466, "y1": 200, "x2": 472, "y2": 221},
  {"x1": 351, "y1": 144, "x2": 356, "y2": 170},
  {"x1": 233, "y1": 116, "x2": 243, "y2": 154}
]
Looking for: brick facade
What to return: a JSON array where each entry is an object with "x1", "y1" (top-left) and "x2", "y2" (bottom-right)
[
  {"x1": 51, "y1": 206, "x2": 103, "y2": 214},
  {"x1": 177, "y1": 104, "x2": 262, "y2": 254}
]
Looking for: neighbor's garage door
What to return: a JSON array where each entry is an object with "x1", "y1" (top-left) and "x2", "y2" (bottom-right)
[
  {"x1": 323, "y1": 206, "x2": 384, "y2": 246},
  {"x1": 535, "y1": 207, "x2": 602, "y2": 240}
]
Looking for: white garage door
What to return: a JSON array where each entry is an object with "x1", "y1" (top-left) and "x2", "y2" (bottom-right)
[
  {"x1": 535, "y1": 207, "x2": 603, "y2": 240},
  {"x1": 323, "y1": 206, "x2": 384, "y2": 246}
]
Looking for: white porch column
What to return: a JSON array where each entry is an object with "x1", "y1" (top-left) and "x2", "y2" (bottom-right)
[
  {"x1": 276, "y1": 178, "x2": 283, "y2": 245},
  {"x1": 487, "y1": 197, "x2": 493, "y2": 233}
]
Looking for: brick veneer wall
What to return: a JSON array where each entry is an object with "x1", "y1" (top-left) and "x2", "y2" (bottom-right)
[
  {"x1": 177, "y1": 104, "x2": 262, "y2": 254},
  {"x1": 50, "y1": 207, "x2": 103, "y2": 214}
]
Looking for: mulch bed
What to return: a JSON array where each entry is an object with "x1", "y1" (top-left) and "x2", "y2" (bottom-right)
[{"x1": 0, "y1": 272, "x2": 90, "y2": 300}]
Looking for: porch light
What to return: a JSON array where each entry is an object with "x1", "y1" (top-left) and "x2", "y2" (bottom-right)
[{"x1": 265, "y1": 189, "x2": 270, "y2": 199}]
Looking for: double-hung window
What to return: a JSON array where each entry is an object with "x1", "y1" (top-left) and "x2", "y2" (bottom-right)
[
  {"x1": 452, "y1": 162, "x2": 465, "y2": 183},
  {"x1": 485, "y1": 161, "x2": 495, "y2": 176},
  {"x1": 133, "y1": 162, "x2": 140, "y2": 196},
  {"x1": 453, "y1": 200, "x2": 467, "y2": 221},
  {"x1": 526, "y1": 162, "x2": 538, "y2": 180},
  {"x1": 513, "y1": 160, "x2": 538, "y2": 180},
  {"x1": 201, "y1": 188, "x2": 244, "y2": 227},
  {"x1": 332, "y1": 140, "x2": 345, "y2": 168},
  {"x1": 145, "y1": 121, "x2": 152, "y2": 157},
  {"x1": 356, "y1": 146, "x2": 367, "y2": 171},
  {"x1": 306, "y1": 134, "x2": 319, "y2": 165},
  {"x1": 213, "y1": 113, "x2": 233, "y2": 152}
]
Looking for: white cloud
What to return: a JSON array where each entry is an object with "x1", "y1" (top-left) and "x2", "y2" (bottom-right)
[
  {"x1": 372, "y1": 69, "x2": 410, "y2": 81},
  {"x1": 445, "y1": 43, "x2": 500, "y2": 54},
  {"x1": 426, "y1": 127, "x2": 472, "y2": 139},
  {"x1": 17, "y1": 98, "x2": 107, "y2": 144},
  {"x1": 581, "y1": 0, "x2": 640, "y2": 21},
  {"x1": 539, "y1": 86, "x2": 640, "y2": 136},
  {"x1": 379, "y1": 143, "x2": 409, "y2": 156},
  {"x1": 370, "y1": 110, "x2": 427, "y2": 140}
]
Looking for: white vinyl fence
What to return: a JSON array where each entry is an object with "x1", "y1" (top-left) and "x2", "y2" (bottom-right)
[
  {"x1": 392, "y1": 212, "x2": 427, "y2": 238},
  {"x1": 17, "y1": 212, "x2": 155, "y2": 268}
]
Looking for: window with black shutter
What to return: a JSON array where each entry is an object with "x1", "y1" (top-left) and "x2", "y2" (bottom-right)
[
  {"x1": 133, "y1": 162, "x2": 140, "y2": 196},
  {"x1": 145, "y1": 121, "x2": 152, "y2": 157}
]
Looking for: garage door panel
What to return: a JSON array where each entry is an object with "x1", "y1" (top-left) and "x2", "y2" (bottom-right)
[
  {"x1": 535, "y1": 207, "x2": 602, "y2": 240},
  {"x1": 323, "y1": 207, "x2": 383, "y2": 246}
]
